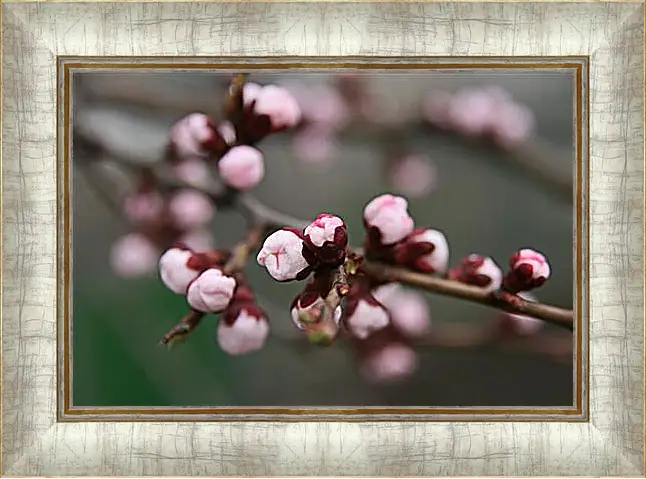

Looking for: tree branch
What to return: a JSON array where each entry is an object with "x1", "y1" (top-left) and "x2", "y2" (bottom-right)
[
  {"x1": 361, "y1": 259, "x2": 573, "y2": 330},
  {"x1": 222, "y1": 221, "x2": 268, "y2": 275},
  {"x1": 159, "y1": 310, "x2": 204, "y2": 348},
  {"x1": 73, "y1": 113, "x2": 574, "y2": 334},
  {"x1": 90, "y1": 150, "x2": 574, "y2": 331}
]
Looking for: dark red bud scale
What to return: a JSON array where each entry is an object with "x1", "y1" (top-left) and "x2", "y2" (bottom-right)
[
  {"x1": 291, "y1": 289, "x2": 321, "y2": 310},
  {"x1": 201, "y1": 119, "x2": 230, "y2": 158},
  {"x1": 186, "y1": 251, "x2": 229, "y2": 272},
  {"x1": 448, "y1": 255, "x2": 494, "y2": 287},
  {"x1": 221, "y1": 301, "x2": 266, "y2": 327}
]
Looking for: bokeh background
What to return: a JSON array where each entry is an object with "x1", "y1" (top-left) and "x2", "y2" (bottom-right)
[{"x1": 72, "y1": 70, "x2": 575, "y2": 407}]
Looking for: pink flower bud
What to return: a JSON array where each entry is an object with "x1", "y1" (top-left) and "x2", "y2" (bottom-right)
[
  {"x1": 293, "y1": 84, "x2": 350, "y2": 130},
  {"x1": 447, "y1": 88, "x2": 498, "y2": 137},
  {"x1": 169, "y1": 113, "x2": 222, "y2": 159},
  {"x1": 370, "y1": 282, "x2": 400, "y2": 305},
  {"x1": 159, "y1": 247, "x2": 201, "y2": 294},
  {"x1": 504, "y1": 248, "x2": 551, "y2": 292},
  {"x1": 448, "y1": 254, "x2": 503, "y2": 292},
  {"x1": 394, "y1": 228, "x2": 450, "y2": 274},
  {"x1": 241, "y1": 82, "x2": 263, "y2": 106},
  {"x1": 217, "y1": 306, "x2": 269, "y2": 355},
  {"x1": 178, "y1": 229, "x2": 215, "y2": 253},
  {"x1": 346, "y1": 295, "x2": 391, "y2": 340},
  {"x1": 186, "y1": 268, "x2": 236, "y2": 313},
  {"x1": 172, "y1": 158, "x2": 212, "y2": 189},
  {"x1": 123, "y1": 191, "x2": 165, "y2": 225},
  {"x1": 257, "y1": 229, "x2": 313, "y2": 282},
  {"x1": 389, "y1": 155, "x2": 438, "y2": 198},
  {"x1": 490, "y1": 102, "x2": 535, "y2": 148},
  {"x1": 292, "y1": 126, "x2": 338, "y2": 167},
  {"x1": 290, "y1": 291, "x2": 342, "y2": 330},
  {"x1": 110, "y1": 233, "x2": 159, "y2": 278},
  {"x1": 168, "y1": 190, "x2": 215, "y2": 230},
  {"x1": 500, "y1": 292, "x2": 543, "y2": 336},
  {"x1": 217, "y1": 145, "x2": 265, "y2": 191},
  {"x1": 363, "y1": 194, "x2": 415, "y2": 246},
  {"x1": 303, "y1": 214, "x2": 348, "y2": 266},
  {"x1": 253, "y1": 85, "x2": 302, "y2": 131},
  {"x1": 373, "y1": 284, "x2": 431, "y2": 339},
  {"x1": 360, "y1": 342, "x2": 418, "y2": 384}
]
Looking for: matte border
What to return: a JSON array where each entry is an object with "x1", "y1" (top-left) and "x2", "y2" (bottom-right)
[{"x1": 2, "y1": 2, "x2": 644, "y2": 476}]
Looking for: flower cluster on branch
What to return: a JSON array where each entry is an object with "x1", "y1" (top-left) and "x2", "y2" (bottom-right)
[
  {"x1": 76, "y1": 73, "x2": 574, "y2": 384},
  {"x1": 251, "y1": 192, "x2": 559, "y2": 382}
]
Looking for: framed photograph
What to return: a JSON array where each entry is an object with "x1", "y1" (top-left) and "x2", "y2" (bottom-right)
[{"x1": 2, "y1": 1, "x2": 644, "y2": 477}]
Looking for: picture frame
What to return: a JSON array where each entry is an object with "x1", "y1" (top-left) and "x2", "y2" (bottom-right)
[{"x1": 2, "y1": 1, "x2": 644, "y2": 476}]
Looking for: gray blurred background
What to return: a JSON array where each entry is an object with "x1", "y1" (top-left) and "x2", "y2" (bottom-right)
[{"x1": 72, "y1": 70, "x2": 575, "y2": 407}]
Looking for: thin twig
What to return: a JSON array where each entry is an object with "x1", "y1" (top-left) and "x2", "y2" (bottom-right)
[
  {"x1": 361, "y1": 260, "x2": 573, "y2": 330},
  {"x1": 236, "y1": 194, "x2": 310, "y2": 231},
  {"x1": 222, "y1": 222, "x2": 269, "y2": 275},
  {"x1": 305, "y1": 266, "x2": 349, "y2": 346},
  {"x1": 159, "y1": 310, "x2": 205, "y2": 348}
]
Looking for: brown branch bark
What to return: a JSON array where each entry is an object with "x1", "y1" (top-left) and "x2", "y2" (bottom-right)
[
  {"x1": 361, "y1": 260, "x2": 573, "y2": 330},
  {"x1": 159, "y1": 310, "x2": 204, "y2": 348}
]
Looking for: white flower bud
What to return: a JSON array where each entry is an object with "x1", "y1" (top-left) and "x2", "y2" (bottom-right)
[{"x1": 159, "y1": 247, "x2": 200, "y2": 295}]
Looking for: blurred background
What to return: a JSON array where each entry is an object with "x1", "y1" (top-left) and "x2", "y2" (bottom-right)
[{"x1": 72, "y1": 70, "x2": 575, "y2": 407}]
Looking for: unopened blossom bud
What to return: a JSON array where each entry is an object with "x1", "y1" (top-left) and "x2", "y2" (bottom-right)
[
  {"x1": 168, "y1": 190, "x2": 215, "y2": 230},
  {"x1": 290, "y1": 290, "x2": 342, "y2": 331},
  {"x1": 389, "y1": 154, "x2": 438, "y2": 198},
  {"x1": 503, "y1": 248, "x2": 551, "y2": 293},
  {"x1": 257, "y1": 228, "x2": 314, "y2": 282},
  {"x1": 448, "y1": 254, "x2": 503, "y2": 292},
  {"x1": 186, "y1": 268, "x2": 236, "y2": 313},
  {"x1": 292, "y1": 126, "x2": 338, "y2": 166},
  {"x1": 110, "y1": 233, "x2": 159, "y2": 278},
  {"x1": 172, "y1": 158, "x2": 212, "y2": 189},
  {"x1": 360, "y1": 342, "x2": 418, "y2": 384},
  {"x1": 169, "y1": 113, "x2": 225, "y2": 159},
  {"x1": 292, "y1": 83, "x2": 350, "y2": 130},
  {"x1": 217, "y1": 145, "x2": 265, "y2": 191},
  {"x1": 123, "y1": 191, "x2": 165, "y2": 225},
  {"x1": 500, "y1": 292, "x2": 543, "y2": 336},
  {"x1": 240, "y1": 82, "x2": 263, "y2": 106},
  {"x1": 447, "y1": 88, "x2": 498, "y2": 137},
  {"x1": 490, "y1": 102, "x2": 535, "y2": 148},
  {"x1": 373, "y1": 283, "x2": 431, "y2": 339},
  {"x1": 252, "y1": 85, "x2": 302, "y2": 131},
  {"x1": 159, "y1": 246, "x2": 201, "y2": 294},
  {"x1": 394, "y1": 228, "x2": 450, "y2": 274},
  {"x1": 345, "y1": 293, "x2": 391, "y2": 340},
  {"x1": 303, "y1": 214, "x2": 348, "y2": 266},
  {"x1": 363, "y1": 194, "x2": 415, "y2": 246},
  {"x1": 218, "y1": 304, "x2": 269, "y2": 355}
]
